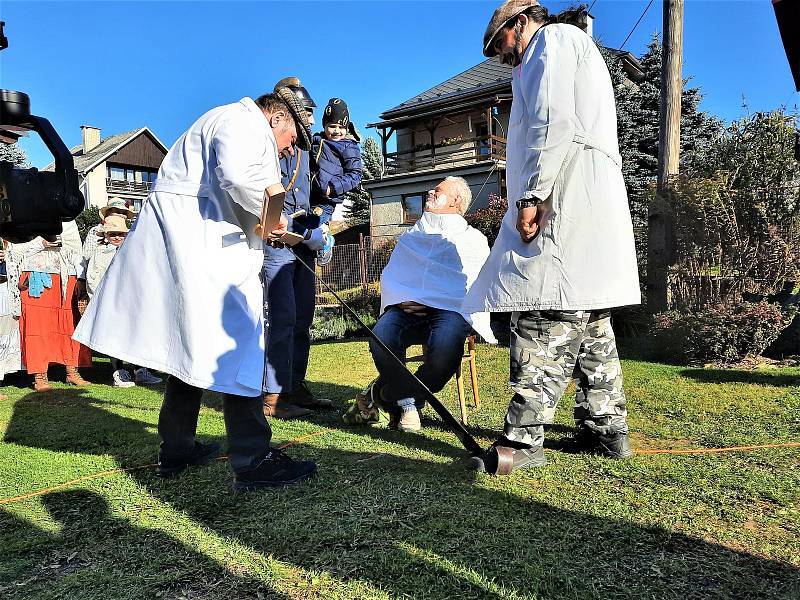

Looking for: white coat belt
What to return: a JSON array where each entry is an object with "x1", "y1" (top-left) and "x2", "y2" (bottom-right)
[
  {"x1": 572, "y1": 131, "x2": 622, "y2": 168},
  {"x1": 151, "y1": 180, "x2": 213, "y2": 198}
]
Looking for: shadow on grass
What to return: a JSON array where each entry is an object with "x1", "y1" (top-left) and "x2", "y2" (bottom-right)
[
  {"x1": 4, "y1": 387, "x2": 800, "y2": 599},
  {"x1": 680, "y1": 368, "x2": 800, "y2": 388},
  {"x1": 0, "y1": 489, "x2": 292, "y2": 600}
]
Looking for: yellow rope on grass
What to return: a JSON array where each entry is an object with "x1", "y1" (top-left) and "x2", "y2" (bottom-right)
[{"x1": 1, "y1": 431, "x2": 798, "y2": 506}]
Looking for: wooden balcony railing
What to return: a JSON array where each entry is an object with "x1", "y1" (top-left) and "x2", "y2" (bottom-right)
[
  {"x1": 384, "y1": 134, "x2": 506, "y2": 175},
  {"x1": 106, "y1": 179, "x2": 152, "y2": 194}
]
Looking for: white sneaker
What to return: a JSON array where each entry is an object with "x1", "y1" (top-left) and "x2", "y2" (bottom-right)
[
  {"x1": 134, "y1": 368, "x2": 162, "y2": 385},
  {"x1": 398, "y1": 408, "x2": 422, "y2": 432},
  {"x1": 112, "y1": 369, "x2": 135, "y2": 388}
]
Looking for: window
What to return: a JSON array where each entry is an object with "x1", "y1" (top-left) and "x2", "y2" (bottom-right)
[
  {"x1": 402, "y1": 193, "x2": 424, "y2": 224},
  {"x1": 109, "y1": 166, "x2": 125, "y2": 180},
  {"x1": 477, "y1": 124, "x2": 490, "y2": 156}
]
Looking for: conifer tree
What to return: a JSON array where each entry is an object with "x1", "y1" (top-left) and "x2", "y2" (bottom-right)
[
  {"x1": 0, "y1": 141, "x2": 30, "y2": 167},
  {"x1": 344, "y1": 136, "x2": 383, "y2": 224},
  {"x1": 601, "y1": 34, "x2": 722, "y2": 263}
]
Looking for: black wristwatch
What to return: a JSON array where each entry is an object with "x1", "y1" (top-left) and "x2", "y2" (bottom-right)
[{"x1": 515, "y1": 198, "x2": 542, "y2": 210}]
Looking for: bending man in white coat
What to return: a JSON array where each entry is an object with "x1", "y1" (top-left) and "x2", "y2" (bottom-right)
[
  {"x1": 464, "y1": 1, "x2": 641, "y2": 474},
  {"x1": 74, "y1": 89, "x2": 317, "y2": 490}
]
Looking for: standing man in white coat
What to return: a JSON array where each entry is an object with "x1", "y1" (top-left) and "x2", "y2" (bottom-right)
[
  {"x1": 464, "y1": 1, "x2": 641, "y2": 474},
  {"x1": 74, "y1": 90, "x2": 318, "y2": 490}
]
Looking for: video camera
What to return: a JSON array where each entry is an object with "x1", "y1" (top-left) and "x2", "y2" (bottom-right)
[{"x1": 0, "y1": 21, "x2": 84, "y2": 241}]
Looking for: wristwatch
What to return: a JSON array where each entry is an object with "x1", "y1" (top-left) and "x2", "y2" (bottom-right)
[{"x1": 515, "y1": 198, "x2": 542, "y2": 210}]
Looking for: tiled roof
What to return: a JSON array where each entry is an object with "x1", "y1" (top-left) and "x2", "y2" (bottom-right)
[
  {"x1": 382, "y1": 59, "x2": 512, "y2": 117},
  {"x1": 44, "y1": 127, "x2": 166, "y2": 173},
  {"x1": 379, "y1": 48, "x2": 642, "y2": 121}
]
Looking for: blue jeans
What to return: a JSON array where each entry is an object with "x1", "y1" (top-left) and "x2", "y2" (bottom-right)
[
  {"x1": 369, "y1": 306, "x2": 472, "y2": 406},
  {"x1": 262, "y1": 244, "x2": 316, "y2": 393}
]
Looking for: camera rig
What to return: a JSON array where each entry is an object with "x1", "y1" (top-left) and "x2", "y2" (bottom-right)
[{"x1": 0, "y1": 21, "x2": 85, "y2": 241}]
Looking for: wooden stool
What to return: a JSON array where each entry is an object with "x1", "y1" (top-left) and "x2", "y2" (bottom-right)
[{"x1": 405, "y1": 335, "x2": 480, "y2": 424}]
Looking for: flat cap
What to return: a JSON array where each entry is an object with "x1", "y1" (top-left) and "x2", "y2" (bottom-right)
[
  {"x1": 483, "y1": 0, "x2": 540, "y2": 57},
  {"x1": 274, "y1": 86, "x2": 313, "y2": 151}
]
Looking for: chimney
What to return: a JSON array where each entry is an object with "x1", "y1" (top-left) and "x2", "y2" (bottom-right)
[
  {"x1": 586, "y1": 13, "x2": 594, "y2": 37},
  {"x1": 81, "y1": 125, "x2": 101, "y2": 153}
]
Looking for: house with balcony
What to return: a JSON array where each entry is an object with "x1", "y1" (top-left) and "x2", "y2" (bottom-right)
[
  {"x1": 45, "y1": 125, "x2": 168, "y2": 213},
  {"x1": 365, "y1": 36, "x2": 643, "y2": 241}
]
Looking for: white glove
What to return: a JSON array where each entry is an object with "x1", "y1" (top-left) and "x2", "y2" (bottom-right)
[{"x1": 303, "y1": 227, "x2": 327, "y2": 251}]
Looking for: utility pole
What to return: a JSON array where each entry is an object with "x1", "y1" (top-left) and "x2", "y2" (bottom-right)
[{"x1": 647, "y1": 0, "x2": 684, "y2": 312}]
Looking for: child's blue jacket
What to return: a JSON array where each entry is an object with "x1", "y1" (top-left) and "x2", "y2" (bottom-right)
[{"x1": 311, "y1": 133, "x2": 363, "y2": 222}]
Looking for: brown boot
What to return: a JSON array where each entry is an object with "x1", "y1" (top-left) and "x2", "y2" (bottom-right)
[
  {"x1": 65, "y1": 366, "x2": 89, "y2": 386},
  {"x1": 263, "y1": 393, "x2": 314, "y2": 420},
  {"x1": 33, "y1": 373, "x2": 53, "y2": 392}
]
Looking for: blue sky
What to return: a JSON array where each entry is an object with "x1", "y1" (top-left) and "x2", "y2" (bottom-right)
[{"x1": 1, "y1": 0, "x2": 797, "y2": 168}]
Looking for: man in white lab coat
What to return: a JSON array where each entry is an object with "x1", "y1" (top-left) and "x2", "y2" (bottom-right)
[
  {"x1": 464, "y1": 1, "x2": 641, "y2": 473},
  {"x1": 74, "y1": 90, "x2": 317, "y2": 490}
]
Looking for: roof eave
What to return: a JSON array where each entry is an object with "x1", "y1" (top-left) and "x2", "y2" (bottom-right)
[
  {"x1": 367, "y1": 93, "x2": 513, "y2": 130},
  {"x1": 376, "y1": 81, "x2": 512, "y2": 122}
]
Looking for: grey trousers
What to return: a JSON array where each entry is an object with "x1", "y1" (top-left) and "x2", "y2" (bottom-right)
[
  {"x1": 157, "y1": 376, "x2": 272, "y2": 473},
  {"x1": 503, "y1": 310, "x2": 629, "y2": 448}
]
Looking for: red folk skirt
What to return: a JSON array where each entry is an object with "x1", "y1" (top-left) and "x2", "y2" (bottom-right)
[{"x1": 19, "y1": 273, "x2": 92, "y2": 374}]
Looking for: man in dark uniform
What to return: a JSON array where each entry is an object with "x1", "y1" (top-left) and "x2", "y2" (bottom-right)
[{"x1": 262, "y1": 77, "x2": 334, "y2": 419}]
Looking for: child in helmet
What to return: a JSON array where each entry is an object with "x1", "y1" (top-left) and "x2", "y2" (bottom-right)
[{"x1": 309, "y1": 98, "x2": 363, "y2": 263}]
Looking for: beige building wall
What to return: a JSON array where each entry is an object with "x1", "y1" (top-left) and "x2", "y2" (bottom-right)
[{"x1": 82, "y1": 163, "x2": 109, "y2": 210}]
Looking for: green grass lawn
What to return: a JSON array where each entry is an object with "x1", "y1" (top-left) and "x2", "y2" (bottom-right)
[{"x1": 1, "y1": 342, "x2": 799, "y2": 600}]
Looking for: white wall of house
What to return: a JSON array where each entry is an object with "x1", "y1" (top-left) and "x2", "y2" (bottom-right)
[{"x1": 83, "y1": 164, "x2": 109, "y2": 210}]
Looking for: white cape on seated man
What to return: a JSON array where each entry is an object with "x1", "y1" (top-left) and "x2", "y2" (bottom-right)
[{"x1": 343, "y1": 176, "x2": 496, "y2": 431}]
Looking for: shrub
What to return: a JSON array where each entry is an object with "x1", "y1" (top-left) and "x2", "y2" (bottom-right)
[
  {"x1": 317, "y1": 282, "x2": 381, "y2": 319},
  {"x1": 650, "y1": 301, "x2": 793, "y2": 364},
  {"x1": 465, "y1": 194, "x2": 507, "y2": 246},
  {"x1": 313, "y1": 283, "x2": 381, "y2": 341},
  {"x1": 310, "y1": 310, "x2": 376, "y2": 342},
  {"x1": 76, "y1": 206, "x2": 101, "y2": 241}
]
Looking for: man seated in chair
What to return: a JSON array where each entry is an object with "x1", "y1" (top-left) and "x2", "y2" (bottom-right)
[{"x1": 344, "y1": 176, "x2": 496, "y2": 431}]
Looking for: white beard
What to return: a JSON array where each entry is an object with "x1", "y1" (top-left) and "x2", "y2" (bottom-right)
[{"x1": 425, "y1": 193, "x2": 448, "y2": 211}]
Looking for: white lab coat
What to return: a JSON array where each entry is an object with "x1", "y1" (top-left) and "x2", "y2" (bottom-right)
[
  {"x1": 74, "y1": 98, "x2": 280, "y2": 396},
  {"x1": 463, "y1": 24, "x2": 640, "y2": 313}
]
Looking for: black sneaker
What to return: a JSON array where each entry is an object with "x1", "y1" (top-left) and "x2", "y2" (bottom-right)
[
  {"x1": 469, "y1": 441, "x2": 547, "y2": 474},
  {"x1": 574, "y1": 427, "x2": 633, "y2": 459},
  {"x1": 234, "y1": 448, "x2": 317, "y2": 491},
  {"x1": 157, "y1": 441, "x2": 222, "y2": 478}
]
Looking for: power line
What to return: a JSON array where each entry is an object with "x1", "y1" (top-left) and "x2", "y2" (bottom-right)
[{"x1": 620, "y1": 0, "x2": 655, "y2": 51}]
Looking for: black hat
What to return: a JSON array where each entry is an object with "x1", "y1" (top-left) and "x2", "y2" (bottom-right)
[
  {"x1": 273, "y1": 76, "x2": 317, "y2": 110},
  {"x1": 274, "y1": 86, "x2": 313, "y2": 151},
  {"x1": 322, "y1": 98, "x2": 360, "y2": 141}
]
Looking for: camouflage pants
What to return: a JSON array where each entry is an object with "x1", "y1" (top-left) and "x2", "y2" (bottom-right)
[{"x1": 504, "y1": 310, "x2": 629, "y2": 447}]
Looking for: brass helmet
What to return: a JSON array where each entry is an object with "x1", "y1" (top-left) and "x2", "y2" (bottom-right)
[{"x1": 273, "y1": 76, "x2": 317, "y2": 110}]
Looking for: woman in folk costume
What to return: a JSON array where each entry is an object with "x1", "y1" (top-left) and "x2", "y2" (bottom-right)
[
  {"x1": 463, "y1": 1, "x2": 640, "y2": 474},
  {"x1": 0, "y1": 239, "x2": 22, "y2": 399},
  {"x1": 74, "y1": 89, "x2": 318, "y2": 490},
  {"x1": 7, "y1": 221, "x2": 91, "y2": 392}
]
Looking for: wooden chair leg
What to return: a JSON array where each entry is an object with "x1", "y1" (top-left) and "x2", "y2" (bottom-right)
[
  {"x1": 469, "y1": 349, "x2": 480, "y2": 411},
  {"x1": 455, "y1": 362, "x2": 468, "y2": 425}
]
